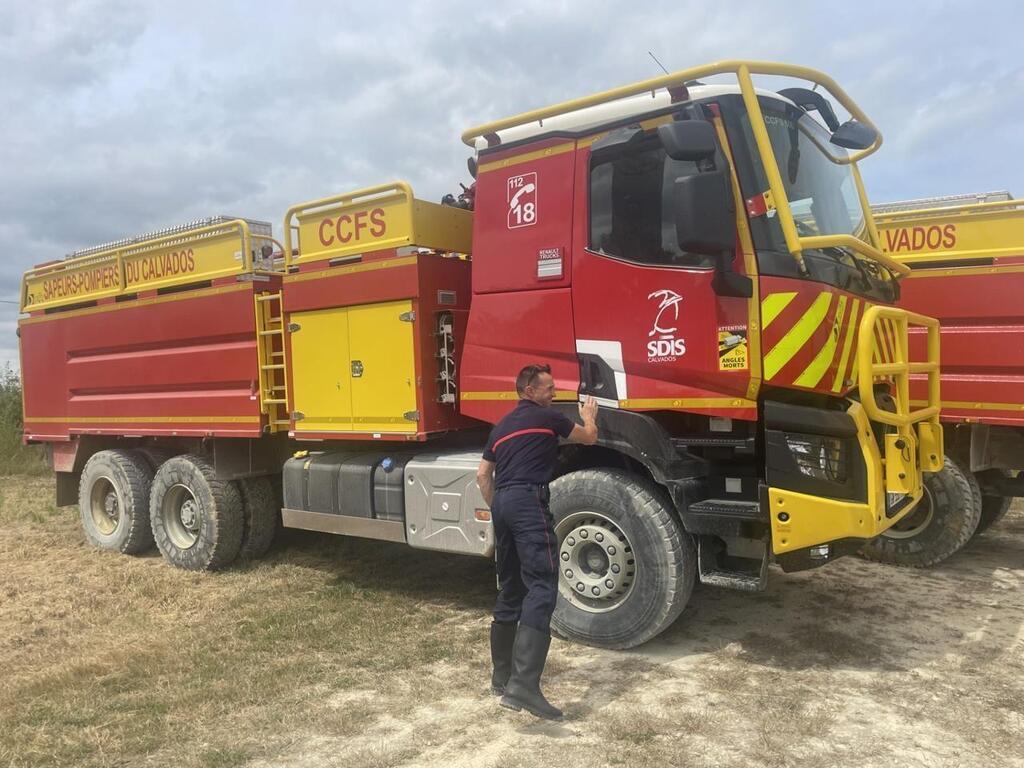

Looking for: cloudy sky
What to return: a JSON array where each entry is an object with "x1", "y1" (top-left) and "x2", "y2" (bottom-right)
[{"x1": 2, "y1": 0, "x2": 1020, "y2": 368}]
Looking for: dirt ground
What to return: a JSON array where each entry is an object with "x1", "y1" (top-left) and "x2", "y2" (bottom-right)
[
  {"x1": 260, "y1": 511, "x2": 1024, "y2": 768},
  {"x1": 2, "y1": 476, "x2": 1022, "y2": 768}
]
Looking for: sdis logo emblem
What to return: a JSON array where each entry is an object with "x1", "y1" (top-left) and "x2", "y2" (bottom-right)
[{"x1": 647, "y1": 289, "x2": 687, "y2": 362}]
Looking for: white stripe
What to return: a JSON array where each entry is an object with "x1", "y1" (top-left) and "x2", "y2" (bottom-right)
[{"x1": 575, "y1": 339, "x2": 627, "y2": 406}]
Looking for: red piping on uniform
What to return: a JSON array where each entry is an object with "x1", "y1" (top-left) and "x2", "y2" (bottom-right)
[{"x1": 490, "y1": 427, "x2": 555, "y2": 451}]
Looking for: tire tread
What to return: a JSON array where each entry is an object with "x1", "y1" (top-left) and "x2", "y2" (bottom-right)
[
  {"x1": 150, "y1": 454, "x2": 243, "y2": 571},
  {"x1": 550, "y1": 469, "x2": 695, "y2": 649},
  {"x1": 78, "y1": 449, "x2": 155, "y2": 555},
  {"x1": 861, "y1": 456, "x2": 981, "y2": 567}
]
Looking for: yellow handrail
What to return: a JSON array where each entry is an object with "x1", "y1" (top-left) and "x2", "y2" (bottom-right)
[
  {"x1": 24, "y1": 218, "x2": 255, "y2": 279},
  {"x1": 462, "y1": 59, "x2": 881, "y2": 157},
  {"x1": 798, "y1": 235, "x2": 911, "y2": 277},
  {"x1": 282, "y1": 181, "x2": 414, "y2": 266},
  {"x1": 21, "y1": 219, "x2": 262, "y2": 312},
  {"x1": 857, "y1": 305, "x2": 941, "y2": 428},
  {"x1": 462, "y1": 60, "x2": 895, "y2": 279}
]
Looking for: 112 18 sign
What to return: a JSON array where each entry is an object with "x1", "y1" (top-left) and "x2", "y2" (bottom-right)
[{"x1": 507, "y1": 172, "x2": 538, "y2": 229}]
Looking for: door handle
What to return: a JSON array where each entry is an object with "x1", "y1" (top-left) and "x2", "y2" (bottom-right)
[{"x1": 351, "y1": 360, "x2": 364, "y2": 378}]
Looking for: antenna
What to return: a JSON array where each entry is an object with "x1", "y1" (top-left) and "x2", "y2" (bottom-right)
[{"x1": 647, "y1": 51, "x2": 670, "y2": 76}]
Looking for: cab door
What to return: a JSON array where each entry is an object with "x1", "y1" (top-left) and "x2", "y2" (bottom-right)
[{"x1": 570, "y1": 117, "x2": 755, "y2": 411}]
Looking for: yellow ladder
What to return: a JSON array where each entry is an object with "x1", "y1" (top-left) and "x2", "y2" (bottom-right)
[{"x1": 254, "y1": 291, "x2": 291, "y2": 432}]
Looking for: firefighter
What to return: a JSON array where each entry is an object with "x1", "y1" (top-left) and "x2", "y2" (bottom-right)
[{"x1": 476, "y1": 364, "x2": 599, "y2": 721}]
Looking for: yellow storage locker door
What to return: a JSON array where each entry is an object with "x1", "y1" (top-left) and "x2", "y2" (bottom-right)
[
  {"x1": 348, "y1": 300, "x2": 418, "y2": 433},
  {"x1": 290, "y1": 307, "x2": 353, "y2": 432}
]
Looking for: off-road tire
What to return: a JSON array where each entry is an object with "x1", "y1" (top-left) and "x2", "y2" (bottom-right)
[
  {"x1": 977, "y1": 496, "x2": 1013, "y2": 535},
  {"x1": 860, "y1": 456, "x2": 981, "y2": 567},
  {"x1": 974, "y1": 470, "x2": 1015, "y2": 536},
  {"x1": 78, "y1": 449, "x2": 156, "y2": 554},
  {"x1": 238, "y1": 476, "x2": 279, "y2": 560},
  {"x1": 150, "y1": 454, "x2": 244, "y2": 571},
  {"x1": 548, "y1": 469, "x2": 695, "y2": 649}
]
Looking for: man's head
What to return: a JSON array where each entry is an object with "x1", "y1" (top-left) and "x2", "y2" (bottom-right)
[{"x1": 516, "y1": 363, "x2": 555, "y2": 407}]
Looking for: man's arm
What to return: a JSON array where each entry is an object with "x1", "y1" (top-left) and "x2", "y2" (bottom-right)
[
  {"x1": 567, "y1": 396, "x2": 599, "y2": 445},
  {"x1": 476, "y1": 458, "x2": 496, "y2": 507}
]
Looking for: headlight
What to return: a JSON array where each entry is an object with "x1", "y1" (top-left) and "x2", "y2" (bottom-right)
[{"x1": 784, "y1": 434, "x2": 848, "y2": 483}]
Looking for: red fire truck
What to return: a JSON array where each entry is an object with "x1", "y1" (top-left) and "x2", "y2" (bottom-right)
[
  {"x1": 862, "y1": 193, "x2": 1024, "y2": 566},
  {"x1": 19, "y1": 61, "x2": 942, "y2": 648}
]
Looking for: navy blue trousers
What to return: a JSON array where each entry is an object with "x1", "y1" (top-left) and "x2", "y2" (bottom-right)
[{"x1": 491, "y1": 484, "x2": 558, "y2": 633}]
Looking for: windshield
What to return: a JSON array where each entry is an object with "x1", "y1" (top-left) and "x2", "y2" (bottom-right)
[
  {"x1": 724, "y1": 95, "x2": 896, "y2": 302},
  {"x1": 761, "y1": 104, "x2": 867, "y2": 242}
]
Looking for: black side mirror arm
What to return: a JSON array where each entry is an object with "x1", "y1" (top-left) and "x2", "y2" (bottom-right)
[{"x1": 711, "y1": 251, "x2": 753, "y2": 298}]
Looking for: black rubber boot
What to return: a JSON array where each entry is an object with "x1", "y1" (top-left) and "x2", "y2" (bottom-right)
[
  {"x1": 499, "y1": 624, "x2": 563, "y2": 721},
  {"x1": 490, "y1": 621, "x2": 517, "y2": 695}
]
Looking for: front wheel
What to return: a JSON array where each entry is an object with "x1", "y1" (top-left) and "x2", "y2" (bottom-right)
[
  {"x1": 548, "y1": 469, "x2": 695, "y2": 649},
  {"x1": 860, "y1": 456, "x2": 981, "y2": 567}
]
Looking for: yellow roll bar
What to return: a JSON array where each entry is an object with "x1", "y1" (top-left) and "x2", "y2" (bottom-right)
[
  {"x1": 873, "y1": 196, "x2": 1024, "y2": 224},
  {"x1": 282, "y1": 182, "x2": 414, "y2": 266},
  {"x1": 462, "y1": 60, "x2": 910, "y2": 278},
  {"x1": 20, "y1": 219, "x2": 273, "y2": 312}
]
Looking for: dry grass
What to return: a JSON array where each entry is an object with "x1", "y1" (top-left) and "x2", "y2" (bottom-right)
[
  {"x1": 0, "y1": 475, "x2": 494, "y2": 768},
  {"x1": 1, "y1": 476, "x2": 1022, "y2": 768}
]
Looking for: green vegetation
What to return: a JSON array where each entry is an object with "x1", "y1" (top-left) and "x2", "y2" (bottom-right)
[{"x1": 0, "y1": 365, "x2": 47, "y2": 475}]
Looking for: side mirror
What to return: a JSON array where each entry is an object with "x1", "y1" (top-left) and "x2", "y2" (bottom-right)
[
  {"x1": 658, "y1": 121, "x2": 717, "y2": 161},
  {"x1": 674, "y1": 170, "x2": 752, "y2": 298},
  {"x1": 673, "y1": 169, "x2": 734, "y2": 255},
  {"x1": 831, "y1": 119, "x2": 878, "y2": 151}
]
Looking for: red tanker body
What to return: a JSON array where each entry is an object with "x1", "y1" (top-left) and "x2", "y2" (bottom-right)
[
  {"x1": 20, "y1": 218, "x2": 279, "y2": 442},
  {"x1": 861, "y1": 195, "x2": 1024, "y2": 565},
  {"x1": 19, "y1": 62, "x2": 943, "y2": 649}
]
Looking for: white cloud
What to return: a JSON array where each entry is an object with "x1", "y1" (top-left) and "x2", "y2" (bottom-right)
[{"x1": 2, "y1": 0, "x2": 1022, "y2": 369}]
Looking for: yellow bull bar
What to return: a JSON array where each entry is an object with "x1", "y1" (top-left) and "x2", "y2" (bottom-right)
[
  {"x1": 857, "y1": 305, "x2": 944, "y2": 508},
  {"x1": 462, "y1": 59, "x2": 910, "y2": 279},
  {"x1": 769, "y1": 306, "x2": 942, "y2": 556}
]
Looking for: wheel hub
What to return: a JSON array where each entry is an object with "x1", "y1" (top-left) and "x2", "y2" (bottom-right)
[
  {"x1": 89, "y1": 476, "x2": 121, "y2": 536},
  {"x1": 103, "y1": 491, "x2": 119, "y2": 519},
  {"x1": 161, "y1": 484, "x2": 201, "y2": 549},
  {"x1": 556, "y1": 514, "x2": 636, "y2": 612},
  {"x1": 179, "y1": 499, "x2": 200, "y2": 531}
]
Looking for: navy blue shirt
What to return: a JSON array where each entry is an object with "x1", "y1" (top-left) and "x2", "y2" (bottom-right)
[{"x1": 483, "y1": 399, "x2": 576, "y2": 488}]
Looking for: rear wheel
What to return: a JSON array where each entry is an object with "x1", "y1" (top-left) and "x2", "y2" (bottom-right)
[
  {"x1": 150, "y1": 455, "x2": 244, "y2": 571},
  {"x1": 861, "y1": 456, "x2": 981, "y2": 567},
  {"x1": 238, "y1": 476, "x2": 279, "y2": 560},
  {"x1": 548, "y1": 469, "x2": 695, "y2": 649},
  {"x1": 79, "y1": 449, "x2": 155, "y2": 554}
]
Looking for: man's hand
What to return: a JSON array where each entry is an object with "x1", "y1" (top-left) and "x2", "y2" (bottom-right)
[
  {"x1": 569, "y1": 396, "x2": 599, "y2": 445},
  {"x1": 579, "y1": 395, "x2": 598, "y2": 425}
]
